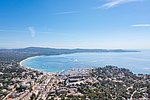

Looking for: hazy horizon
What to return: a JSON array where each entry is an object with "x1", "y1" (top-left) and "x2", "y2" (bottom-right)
[
  {"x1": 0, "y1": 46, "x2": 150, "y2": 51},
  {"x1": 0, "y1": 0, "x2": 150, "y2": 49}
]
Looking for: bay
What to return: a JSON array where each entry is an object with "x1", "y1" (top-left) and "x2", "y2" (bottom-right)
[{"x1": 20, "y1": 50, "x2": 150, "y2": 74}]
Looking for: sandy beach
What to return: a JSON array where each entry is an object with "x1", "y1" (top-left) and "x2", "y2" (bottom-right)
[
  {"x1": 19, "y1": 56, "x2": 58, "y2": 74},
  {"x1": 19, "y1": 56, "x2": 41, "y2": 67}
]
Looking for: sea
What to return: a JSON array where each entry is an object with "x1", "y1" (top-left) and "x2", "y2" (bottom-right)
[{"x1": 20, "y1": 50, "x2": 150, "y2": 74}]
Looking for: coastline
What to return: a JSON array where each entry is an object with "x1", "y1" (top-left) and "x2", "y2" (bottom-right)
[
  {"x1": 20, "y1": 56, "x2": 42, "y2": 67},
  {"x1": 20, "y1": 63, "x2": 57, "y2": 75},
  {"x1": 19, "y1": 55, "x2": 92, "y2": 75},
  {"x1": 19, "y1": 51, "x2": 150, "y2": 74},
  {"x1": 19, "y1": 56, "x2": 59, "y2": 75},
  {"x1": 19, "y1": 56, "x2": 46, "y2": 73}
]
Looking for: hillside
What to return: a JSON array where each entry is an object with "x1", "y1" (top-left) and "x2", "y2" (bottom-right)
[{"x1": 0, "y1": 47, "x2": 139, "y2": 62}]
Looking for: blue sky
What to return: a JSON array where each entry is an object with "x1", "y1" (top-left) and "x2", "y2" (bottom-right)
[{"x1": 0, "y1": 0, "x2": 150, "y2": 49}]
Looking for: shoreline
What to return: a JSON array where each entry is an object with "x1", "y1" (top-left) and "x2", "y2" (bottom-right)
[
  {"x1": 19, "y1": 52, "x2": 150, "y2": 75},
  {"x1": 19, "y1": 56, "x2": 61, "y2": 75},
  {"x1": 19, "y1": 55, "x2": 93, "y2": 75},
  {"x1": 19, "y1": 51, "x2": 141, "y2": 67},
  {"x1": 20, "y1": 56, "x2": 42, "y2": 67},
  {"x1": 19, "y1": 56, "x2": 48, "y2": 74},
  {"x1": 20, "y1": 63, "x2": 57, "y2": 75}
]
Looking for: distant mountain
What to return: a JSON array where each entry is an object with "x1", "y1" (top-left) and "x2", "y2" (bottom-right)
[
  {"x1": 0, "y1": 47, "x2": 139, "y2": 53},
  {"x1": 0, "y1": 47, "x2": 139, "y2": 62}
]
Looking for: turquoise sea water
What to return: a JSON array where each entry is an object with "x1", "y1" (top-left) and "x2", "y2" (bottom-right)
[{"x1": 21, "y1": 50, "x2": 150, "y2": 74}]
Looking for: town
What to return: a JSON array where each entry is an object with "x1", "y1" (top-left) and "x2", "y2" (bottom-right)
[
  {"x1": 0, "y1": 63, "x2": 149, "y2": 100},
  {"x1": 0, "y1": 47, "x2": 149, "y2": 100}
]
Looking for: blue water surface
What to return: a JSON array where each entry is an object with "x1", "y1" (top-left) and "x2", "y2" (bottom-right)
[{"x1": 21, "y1": 50, "x2": 150, "y2": 74}]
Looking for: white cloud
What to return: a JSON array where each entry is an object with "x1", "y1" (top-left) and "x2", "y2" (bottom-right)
[
  {"x1": 131, "y1": 24, "x2": 150, "y2": 27},
  {"x1": 28, "y1": 27, "x2": 36, "y2": 37},
  {"x1": 0, "y1": 27, "x2": 49, "y2": 37},
  {"x1": 0, "y1": 28, "x2": 36, "y2": 37},
  {"x1": 54, "y1": 11, "x2": 78, "y2": 15},
  {"x1": 100, "y1": 0, "x2": 142, "y2": 9}
]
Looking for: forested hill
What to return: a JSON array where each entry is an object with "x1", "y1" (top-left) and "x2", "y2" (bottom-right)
[{"x1": 0, "y1": 47, "x2": 139, "y2": 62}]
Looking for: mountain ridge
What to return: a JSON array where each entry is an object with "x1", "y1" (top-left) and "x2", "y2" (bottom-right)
[{"x1": 0, "y1": 47, "x2": 140, "y2": 62}]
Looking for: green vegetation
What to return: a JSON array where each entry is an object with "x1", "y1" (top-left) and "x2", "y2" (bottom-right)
[
  {"x1": 0, "y1": 47, "x2": 139, "y2": 62},
  {"x1": 46, "y1": 66, "x2": 150, "y2": 100},
  {"x1": 0, "y1": 47, "x2": 148, "y2": 100}
]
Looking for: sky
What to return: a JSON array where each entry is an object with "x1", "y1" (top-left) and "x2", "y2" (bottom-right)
[{"x1": 0, "y1": 0, "x2": 150, "y2": 49}]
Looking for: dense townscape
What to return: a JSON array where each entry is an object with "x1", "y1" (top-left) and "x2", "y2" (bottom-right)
[
  {"x1": 0, "y1": 63, "x2": 150, "y2": 100},
  {"x1": 0, "y1": 47, "x2": 149, "y2": 100},
  {"x1": 1, "y1": 0, "x2": 150, "y2": 99}
]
